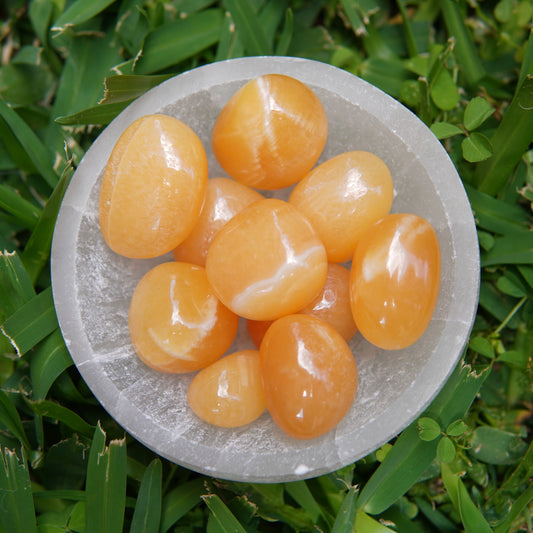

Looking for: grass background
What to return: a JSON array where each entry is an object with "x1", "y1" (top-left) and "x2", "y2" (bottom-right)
[{"x1": 0, "y1": 0, "x2": 532, "y2": 531}]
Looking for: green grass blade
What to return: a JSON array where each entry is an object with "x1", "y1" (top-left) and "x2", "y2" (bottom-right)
[
  {"x1": 0, "y1": 287, "x2": 58, "y2": 357},
  {"x1": 55, "y1": 100, "x2": 132, "y2": 126},
  {"x1": 25, "y1": 399, "x2": 95, "y2": 438},
  {"x1": 215, "y1": 10, "x2": 244, "y2": 61},
  {"x1": 440, "y1": 0, "x2": 485, "y2": 87},
  {"x1": 474, "y1": 76, "x2": 533, "y2": 195},
  {"x1": 51, "y1": 0, "x2": 118, "y2": 32},
  {"x1": 339, "y1": 0, "x2": 367, "y2": 37},
  {"x1": 358, "y1": 362, "x2": 490, "y2": 515},
  {"x1": 0, "y1": 390, "x2": 32, "y2": 450},
  {"x1": 160, "y1": 478, "x2": 205, "y2": 533},
  {"x1": 0, "y1": 99, "x2": 58, "y2": 188},
  {"x1": 223, "y1": 0, "x2": 272, "y2": 55},
  {"x1": 274, "y1": 8, "x2": 293, "y2": 56},
  {"x1": 396, "y1": 0, "x2": 418, "y2": 56},
  {"x1": 101, "y1": 74, "x2": 173, "y2": 104},
  {"x1": 493, "y1": 484, "x2": 533, "y2": 533},
  {"x1": 0, "y1": 448, "x2": 38, "y2": 533},
  {"x1": 0, "y1": 185, "x2": 41, "y2": 230},
  {"x1": 354, "y1": 509, "x2": 396, "y2": 532},
  {"x1": 284, "y1": 480, "x2": 323, "y2": 524},
  {"x1": 117, "y1": 9, "x2": 224, "y2": 75},
  {"x1": 259, "y1": 0, "x2": 288, "y2": 45},
  {"x1": 481, "y1": 233, "x2": 533, "y2": 267},
  {"x1": 202, "y1": 494, "x2": 248, "y2": 533},
  {"x1": 21, "y1": 164, "x2": 72, "y2": 284},
  {"x1": 0, "y1": 250, "x2": 35, "y2": 318},
  {"x1": 331, "y1": 486, "x2": 358, "y2": 533},
  {"x1": 30, "y1": 329, "x2": 72, "y2": 400},
  {"x1": 130, "y1": 459, "x2": 162, "y2": 533},
  {"x1": 86, "y1": 423, "x2": 127, "y2": 533}
]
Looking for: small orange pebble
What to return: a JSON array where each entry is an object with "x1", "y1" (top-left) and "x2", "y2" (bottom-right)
[
  {"x1": 128, "y1": 262, "x2": 239, "y2": 373},
  {"x1": 350, "y1": 213, "x2": 441, "y2": 350},
  {"x1": 187, "y1": 350, "x2": 267, "y2": 428},
  {"x1": 173, "y1": 177, "x2": 264, "y2": 266},
  {"x1": 205, "y1": 198, "x2": 328, "y2": 321},
  {"x1": 211, "y1": 74, "x2": 328, "y2": 190},
  {"x1": 289, "y1": 151, "x2": 394, "y2": 263},
  {"x1": 99, "y1": 114, "x2": 208, "y2": 259},
  {"x1": 260, "y1": 314, "x2": 358, "y2": 440},
  {"x1": 246, "y1": 262, "x2": 357, "y2": 347}
]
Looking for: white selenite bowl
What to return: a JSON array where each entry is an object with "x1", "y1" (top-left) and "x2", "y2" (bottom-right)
[{"x1": 51, "y1": 57, "x2": 479, "y2": 482}]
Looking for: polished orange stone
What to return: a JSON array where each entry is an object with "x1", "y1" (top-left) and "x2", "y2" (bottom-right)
[
  {"x1": 211, "y1": 74, "x2": 328, "y2": 190},
  {"x1": 246, "y1": 262, "x2": 357, "y2": 347},
  {"x1": 99, "y1": 114, "x2": 208, "y2": 259},
  {"x1": 128, "y1": 262, "x2": 239, "y2": 373},
  {"x1": 350, "y1": 213, "x2": 441, "y2": 350},
  {"x1": 260, "y1": 314, "x2": 358, "y2": 440},
  {"x1": 187, "y1": 350, "x2": 267, "y2": 428},
  {"x1": 205, "y1": 198, "x2": 328, "y2": 321},
  {"x1": 173, "y1": 177, "x2": 263, "y2": 266},
  {"x1": 290, "y1": 151, "x2": 394, "y2": 263}
]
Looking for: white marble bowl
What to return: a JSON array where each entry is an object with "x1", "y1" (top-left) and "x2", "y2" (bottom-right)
[{"x1": 51, "y1": 57, "x2": 479, "y2": 482}]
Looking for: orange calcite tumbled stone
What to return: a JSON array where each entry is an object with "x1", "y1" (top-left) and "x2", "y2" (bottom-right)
[
  {"x1": 99, "y1": 114, "x2": 208, "y2": 259},
  {"x1": 246, "y1": 262, "x2": 357, "y2": 347},
  {"x1": 205, "y1": 198, "x2": 328, "y2": 321},
  {"x1": 350, "y1": 213, "x2": 441, "y2": 350},
  {"x1": 187, "y1": 350, "x2": 267, "y2": 428},
  {"x1": 211, "y1": 74, "x2": 328, "y2": 190},
  {"x1": 260, "y1": 314, "x2": 358, "y2": 439},
  {"x1": 289, "y1": 151, "x2": 394, "y2": 263},
  {"x1": 128, "y1": 262, "x2": 239, "y2": 373},
  {"x1": 173, "y1": 177, "x2": 263, "y2": 266}
]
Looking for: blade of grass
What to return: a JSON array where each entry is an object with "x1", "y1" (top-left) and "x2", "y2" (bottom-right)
[
  {"x1": 0, "y1": 390, "x2": 32, "y2": 450},
  {"x1": 340, "y1": 0, "x2": 367, "y2": 37},
  {"x1": 202, "y1": 493, "x2": 248, "y2": 533},
  {"x1": 86, "y1": 423, "x2": 127, "y2": 533},
  {"x1": 274, "y1": 8, "x2": 293, "y2": 56},
  {"x1": 0, "y1": 250, "x2": 35, "y2": 318},
  {"x1": 51, "y1": 0, "x2": 118, "y2": 32},
  {"x1": 55, "y1": 100, "x2": 132, "y2": 125},
  {"x1": 259, "y1": 0, "x2": 288, "y2": 45},
  {"x1": 160, "y1": 477, "x2": 205, "y2": 533},
  {"x1": 331, "y1": 486, "x2": 358, "y2": 533},
  {"x1": 354, "y1": 509, "x2": 396, "y2": 532},
  {"x1": 0, "y1": 448, "x2": 38, "y2": 533},
  {"x1": 481, "y1": 232, "x2": 533, "y2": 267},
  {"x1": 117, "y1": 9, "x2": 224, "y2": 75},
  {"x1": 25, "y1": 398, "x2": 95, "y2": 438},
  {"x1": 396, "y1": 0, "x2": 418, "y2": 56},
  {"x1": 21, "y1": 164, "x2": 72, "y2": 284},
  {"x1": 474, "y1": 76, "x2": 533, "y2": 195},
  {"x1": 0, "y1": 185, "x2": 41, "y2": 230},
  {"x1": 0, "y1": 287, "x2": 58, "y2": 356},
  {"x1": 440, "y1": 0, "x2": 485, "y2": 87},
  {"x1": 129, "y1": 459, "x2": 162, "y2": 533},
  {"x1": 358, "y1": 362, "x2": 490, "y2": 515},
  {"x1": 223, "y1": 0, "x2": 272, "y2": 55},
  {"x1": 0, "y1": 99, "x2": 58, "y2": 188},
  {"x1": 215, "y1": 10, "x2": 244, "y2": 61},
  {"x1": 284, "y1": 480, "x2": 324, "y2": 524},
  {"x1": 30, "y1": 329, "x2": 73, "y2": 400}
]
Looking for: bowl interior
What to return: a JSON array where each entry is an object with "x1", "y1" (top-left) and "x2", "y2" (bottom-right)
[{"x1": 51, "y1": 57, "x2": 479, "y2": 482}]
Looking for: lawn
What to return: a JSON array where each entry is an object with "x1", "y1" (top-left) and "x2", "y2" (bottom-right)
[{"x1": 0, "y1": 0, "x2": 532, "y2": 532}]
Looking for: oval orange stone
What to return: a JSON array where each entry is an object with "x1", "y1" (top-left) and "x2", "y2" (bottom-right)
[
  {"x1": 290, "y1": 151, "x2": 394, "y2": 263},
  {"x1": 99, "y1": 114, "x2": 208, "y2": 258},
  {"x1": 350, "y1": 213, "x2": 441, "y2": 350},
  {"x1": 205, "y1": 198, "x2": 328, "y2": 321},
  {"x1": 246, "y1": 262, "x2": 357, "y2": 347},
  {"x1": 187, "y1": 350, "x2": 267, "y2": 428},
  {"x1": 128, "y1": 262, "x2": 239, "y2": 373},
  {"x1": 173, "y1": 177, "x2": 263, "y2": 266},
  {"x1": 211, "y1": 74, "x2": 328, "y2": 190},
  {"x1": 260, "y1": 314, "x2": 358, "y2": 439}
]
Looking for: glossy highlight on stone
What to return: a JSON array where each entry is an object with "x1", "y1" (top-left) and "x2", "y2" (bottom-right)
[
  {"x1": 205, "y1": 198, "x2": 328, "y2": 321},
  {"x1": 290, "y1": 151, "x2": 394, "y2": 263},
  {"x1": 128, "y1": 262, "x2": 239, "y2": 373},
  {"x1": 260, "y1": 314, "x2": 358, "y2": 440},
  {"x1": 99, "y1": 114, "x2": 208, "y2": 259},
  {"x1": 173, "y1": 177, "x2": 264, "y2": 266},
  {"x1": 211, "y1": 74, "x2": 328, "y2": 190},
  {"x1": 187, "y1": 350, "x2": 267, "y2": 428},
  {"x1": 246, "y1": 262, "x2": 357, "y2": 347},
  {"x1": 350, "y1": 213, "x2": 441, "y2": 350}
]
